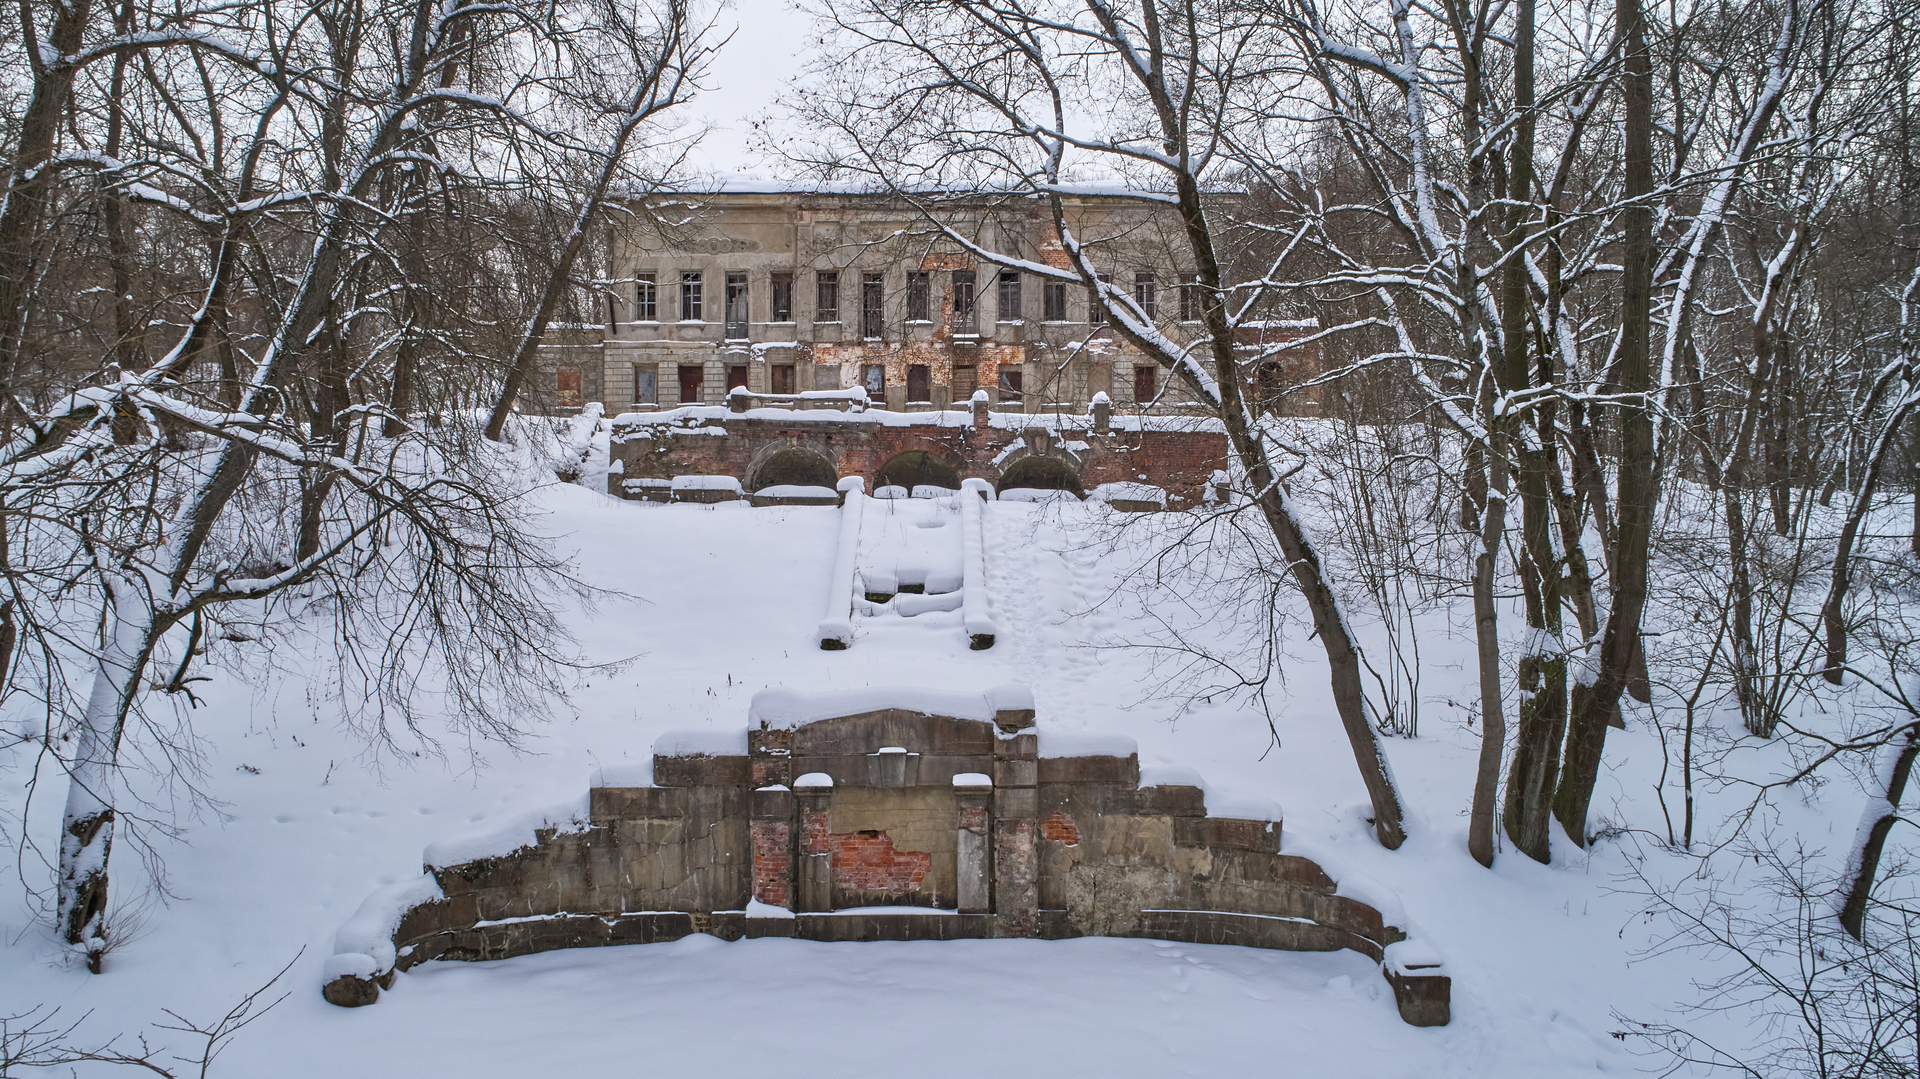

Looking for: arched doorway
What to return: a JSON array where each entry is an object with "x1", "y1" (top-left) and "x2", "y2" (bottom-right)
[
  {"x1": 749, "y1": 447, "x2": 838, "y2": 492},
  {"x1": 875, "y1": 450, "x2": 960, "y2": 493},
  {"x1": 997, "y1": 455, "x2": 1084, "y2": 496}
]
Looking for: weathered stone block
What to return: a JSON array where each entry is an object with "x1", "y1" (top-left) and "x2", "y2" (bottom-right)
[
  {"x1": 1038, "y1": 754, "x2": 1138, "y2": 785},
  {"x1": 591, "y1": 785, "x2": 688, "y2": 821},
  {"x1": 652, "y1": 754, "x2": 751, "y2": 787}
]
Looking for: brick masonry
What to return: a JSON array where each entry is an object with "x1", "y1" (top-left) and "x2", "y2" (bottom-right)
[
  {"x1": 325, "y1": 699, "x2": 1451, "y2": 1027},
  {"x1": 609, "y1": 411, "x2": 1231, "y2": 506}
]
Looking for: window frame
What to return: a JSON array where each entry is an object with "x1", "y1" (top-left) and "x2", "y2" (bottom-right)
[
  {"x1": 770, "y1": 272, "x2": 793, "y2": 322},
  {"x1": 1134, "y1": 271, "x2": 1157, "y2": 320},
  {"x1": 997, "y1": 271, "x2": 1021, "y2": 321},
  {"x1": 679, "y1": 270, "x2": 703, "y2": 321},
  {"x1": 907, "y1": 272, "x2": 931, "y2": 322},
  {"x1": 816, "y1": 270, "x2": 840, "y2": 322},
  {"x1": 1043, "y1": 280, "x2": 1067, "y2": 322},
  {"x1": 634, "y1": 271, "x2": 657, "y2": 322},
  {"x1": 951, "y1": 270, "x2": 977, "y2": 334}
]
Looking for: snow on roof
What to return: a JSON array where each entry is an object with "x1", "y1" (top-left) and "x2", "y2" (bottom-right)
[
  {"x1": 748, "y1": 684, "x2": 1032, "y2": 729},
  {"x1": 609, "y1": 404, "x2": 1224, "y2": 435}
]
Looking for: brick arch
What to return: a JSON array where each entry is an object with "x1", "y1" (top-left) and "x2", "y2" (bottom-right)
[
  {"x1": 996, "y1": 452, "x2": 1085, "y2": 496},
  {"x1": 745, "y1": 438, "x2": 839, "y2": 492},
  {"x1": 874, "y1": 449, "x2": 962, "y2": 492}
]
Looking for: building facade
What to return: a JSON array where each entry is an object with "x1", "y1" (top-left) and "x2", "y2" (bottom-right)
[{"x1": 547, "y1": 187, "x2": 1319, "y2": 419}]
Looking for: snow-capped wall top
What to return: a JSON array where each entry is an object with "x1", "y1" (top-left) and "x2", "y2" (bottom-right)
[
  {"x1": 747, "y1": 683, "x2": 1033, "y2": 729},
  {"x1": 652, "y1": 727, "x2": 752, "y2": 757},
  {"x1": 1039, "y1": 730, "x2": 1139, "y2": 758}
]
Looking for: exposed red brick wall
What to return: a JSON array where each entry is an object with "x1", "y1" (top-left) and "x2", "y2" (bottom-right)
[
  {"x1": 751, "y1": 821, "x2": 791, "y2": 907},
  {"x1": 613, "y1": 417, "x2": 1229, "y2": 505},
  {"x1": 959, "y1": 805, "x2": 989, "y2": 833},
  {"x1": 803, "y1": 809, "x2": 830, "y2": 855},
  {"x1": 1040, "y1": 810, "x2": 1081, "y2": 846},
  {"x1": 829, "y1": 829, "x2": 931, "y2": 895}
]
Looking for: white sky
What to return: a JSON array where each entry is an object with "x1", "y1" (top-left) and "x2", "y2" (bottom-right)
[{"x1": 679, "y1": 0, "x2": 820, "y2": 178}]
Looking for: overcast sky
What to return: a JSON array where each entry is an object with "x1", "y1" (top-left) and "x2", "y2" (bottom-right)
[{"x1": 679, "y1": 1, "x2": 819, "y2": 178}]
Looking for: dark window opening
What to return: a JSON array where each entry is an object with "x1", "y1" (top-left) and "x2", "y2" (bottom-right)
[
  {"x1": 952, "y1": 364, "x2": 977, "y2": 398},
  {"x1": 907, "y1": 364, "x2": 931, "y2": 402},
  {"x1": 635, "y1": 272, "x2": 657, "y2": 321},
  {"x1": 999, "y1": 367, "x2": 1023, "y2": 399},
  {"x1": 997, "y1": 271, "x2": 1021, "y2": 320},
  {"x1": 771, "y1": 364, "x2": 796, "y2": 395},
  {"x1": 951, "y1": 271, "x2": 977, "y2": 334},
  {"x1": 1043, "y1": 281, "x2": 1067, "y2": 321},
  {"x1": 727, "y1": 365, "x2": 749, "y2": 391},
  {"x1": 1088, "y1": 273, "x2": 1111, "y2": 325},
  {"x1": 1134, "y1": 272, "x2": 1157, "y2": 320},
  {"x1": 1179, "y1": 274, "x2": 1202, "y2": 321},
  {"x1": 1134, "y1": 364, "x2": 1157, "y2": 403},
  {"x1": 816, "y1": 271, "x2": 839, "y2": 321},
  {"x1": 771, "y1": 272, "x2": 793, "y2": 321},
  {"x1": 679, "y1": 271, "x2": 703, "y2": 321},
  {"x1": 725, "y1": 272, "x2": 748, "y2": 338},
  {"x1": 907, "y1": 272, "x2": 930, "y2": 321},
  {"x1": 677, "y1": 364, "x2": 704, "y2": 404},
  {"x1": 862, "y1": 272, "x2": 885, "y2": 339},
  {"x1": 633, "y1": 364, "x2": 657, "y2": 404},
  {"x1": 557, "y1": 366, "x2": 582, "y2": 408}
]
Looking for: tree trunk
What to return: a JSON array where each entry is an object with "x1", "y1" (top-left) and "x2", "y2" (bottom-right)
[
  {"x1": 1554, "y1": 0, "x2": 1658, "y2": 843},
  {"x1": 1839, "y1": 724, "x2": 1919, "y2": 939}
]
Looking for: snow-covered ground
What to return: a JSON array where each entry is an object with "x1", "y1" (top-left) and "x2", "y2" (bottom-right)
[{"x1": 0, "y1": 426, "x2": 1863, "y2": 1076}]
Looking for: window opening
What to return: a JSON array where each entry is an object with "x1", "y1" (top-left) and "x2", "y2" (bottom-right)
[
  {"x1": 951, "y1": 271, "x2": 976, "y2": 334},
  {"x1": 907, "y1": 272, "x2": 930, "y2": 322},
  {"x1": 633, "y1": 364, "x2": 657, "y2": 405},
  {"x1": 679, "y1": 271, "x2": 703, "y2": 321},
  {"x1": 1134, "y1": 364, "x2": 1157, "y2": 403},
  {"x1": 635, "y1": 272, "x2": 657, "y2": 321},
  {"x1": 725, "y1": 272, "x2": 749, "y2": 339},
  {"x1": 677, "y1": 364, "x2": 704, "y2": 404},
  {"x1": 1043, "y1": 280, "x2": 1067, "y2": 322},
  {"x1": 997, "y1": 271, "x2": 1021, "y2": 320},
  {"x1": 1134, "y1": 272, "x2": 1157, "y2": 320},
  {"x1": 771, "y1": 272, "x2": 793, "y2": 322},
  {"x1": 862, "y1": 272, "x2": 885, "y2": 339},
  {"x1": 907, "y1": 364, "x2": 930, "y2": 402},
  {"x1": 816, "y1": 271, "x2": 839, "y2": 321}
]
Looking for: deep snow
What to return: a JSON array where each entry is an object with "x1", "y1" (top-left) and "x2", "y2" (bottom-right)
[{"x1": 0, "y1": 430, "x2": 1834, "y2": 1077}]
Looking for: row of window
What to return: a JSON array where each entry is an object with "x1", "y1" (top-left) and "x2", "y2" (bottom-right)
[
  {"x1": 632, "y1": 269, "x2": 1206, "y2": 332},
  {"x1": 621, "y1": 361, "x2": 1159, "y2": 405}
]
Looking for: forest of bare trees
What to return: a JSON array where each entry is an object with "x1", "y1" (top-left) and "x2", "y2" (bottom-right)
[{"x1": 7, "y1": 0, "x2": 1920, "y2": 1070}]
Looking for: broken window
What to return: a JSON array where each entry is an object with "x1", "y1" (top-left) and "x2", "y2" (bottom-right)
[
  {"x1": 556, "y1": 366, "x2": 581, "y2": 408},
  {"x1": 951, "y1": 270, "x2": 976, "y2": 334},
  {"x1": 862, "y1": 363, "x2": 885, "y2": 396},
  {"x1": 770, "y1": 272, "x2": 793, "y2": 321},
  {"x1": 725, "y1": 272, "x2": 748, "y2": 338},
  {"x1": 816, "y1": 271, "x2": 839, "y2": 321},
  {"x1": 632, "y1": 364, "x2": 657, "y2": 405},
  {"x1": 635, "y1": 272, "x2": 657, "y2": 321},
  {"x1": 1088, "y1": 273, "x2": 1111, "y2": 325},
  {"x1": 999, "y1": 367, "x2": 1023, "y2": 399},
  {"x1": 1134, "y1": 271, "x2": 1157, "y2": 320},
  {"x1": 1043, "y1": 280, "x2": 1067, "y2": 321},
  {"x1": 1134, "y1": 364, "x2": 1157, "y2": 403},
  {"x1": 952, "y1": 364, "x2": 977, "y2": 398},
  {"x1": 907, "y1": 364, "x2": 930, "y2": 402},
  {"x1": 862, "y1": 272, "x2": 885, "y2": 339},
  {"x1": 907, "y1": 272, "x2": 930, "y2": 321},
  {"x1": 997, "y1": 271, "x2": 1021, "y2": 320},
  {"x1": 679, "y1": 270, "x2": 703, "y2": 321},
  {"x1": 1179, "y1": 274, "x2": 1202, "y2": 321}
]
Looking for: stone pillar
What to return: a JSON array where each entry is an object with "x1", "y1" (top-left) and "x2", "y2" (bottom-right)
[
  {"x1": 971, "y1": 389, "x2": 990, "y2": 429},
  {"x1": 992, "y1": 732, "x2": 1038, "y2": 936},
  {"x1": 955, "y1": 774, "x2": 994, "y2": 914},
  {"x1": 1091, "y1": 391, "x2": 1111, "y2": 435},
  {"x1": 749, "y1": 786, "x2": 796, "y2": 909},
  {"x1": 795, "y1": 774, "x2": 834, "y2": 913}
]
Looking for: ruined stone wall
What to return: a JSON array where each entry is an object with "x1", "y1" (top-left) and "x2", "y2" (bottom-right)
[
  {"x1": 325, "y1": 704, "x2": 1451, "y2": 1027},
  {"x1": 608, "y1": 412, "x2": 1230, "y2": 506}
]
